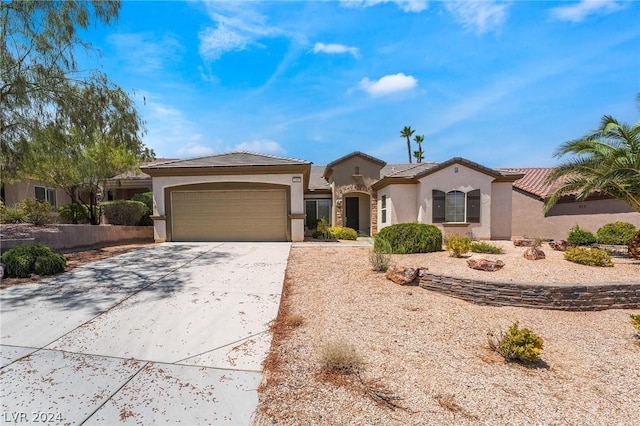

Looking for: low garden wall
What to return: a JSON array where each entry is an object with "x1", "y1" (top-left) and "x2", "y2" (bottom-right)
[
  {"x1": 419, "y1": 272, "x2": 640, "y2": 311},
  {"x1": 1, "y1": 224, "x2": 153, "y2": 253}
]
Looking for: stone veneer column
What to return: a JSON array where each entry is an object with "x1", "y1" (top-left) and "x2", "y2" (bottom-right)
[
  {"x1": 335, "y1": 199, "x2": 344, "y2": 227},
  {"x1": 371, "y1": 192, "x2": 378, "y2": 235}
]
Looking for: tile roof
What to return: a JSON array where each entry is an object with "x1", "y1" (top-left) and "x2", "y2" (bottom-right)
[
  {"x1": 110, "y1": 158, "x2": 178, "y2": 180},
  {"x1": 383, "y1": 162, "x2": 438, "y2": 178},
  {"x1": 498, "y1": 167, "x2": 560, "y2": 199},
  {"x1": 325, "y1": 151, "x2": 386, "y2": 169},
  {"x1": 309, "y1": 166, "x2": 330, "y2": 191},
  {"x1": 141, "y1": 151, "x2": 311, "y2": 169}
]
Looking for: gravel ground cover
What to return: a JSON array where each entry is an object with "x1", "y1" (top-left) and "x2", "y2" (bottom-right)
[{"x1": 255, "y1": 245, "x2": 640, "y2": 425}]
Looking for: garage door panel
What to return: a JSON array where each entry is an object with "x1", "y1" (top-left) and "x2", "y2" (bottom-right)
[{"x1": 171, "y1": 189, "x2": 287, "y2": 242}]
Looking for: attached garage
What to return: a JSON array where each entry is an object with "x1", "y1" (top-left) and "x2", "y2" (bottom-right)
[
  {"x1": 171, "y1": 189, "x2": 287, "y2": 242},
  {"x1": 141, "y1": 152, "x2": 310, "y2": 243}
]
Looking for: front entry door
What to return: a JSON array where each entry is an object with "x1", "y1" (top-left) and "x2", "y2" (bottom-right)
[{"x1": 345, "y1": 197, "x2": 359, "y2": 231}]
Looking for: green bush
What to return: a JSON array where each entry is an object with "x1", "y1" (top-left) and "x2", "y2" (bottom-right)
[
  {"x1": 17, "y1": 199, "x2": 52, "y2": 226},
  {"x1": 567, "y1": 225, "x2": 597, "y2": 246},
  {"x1": 101, "y1": 200, "x2": 147, "y2": 226},
  {"x1": 313, "y1": 218, "x2": 331, "y2": 239},
  {"x1": 58, "y1": 203, "x2": 89, "y2": 224},
  {"x1": 0, "y1": 201, "x2": 26, "y2": 224},
  {"x1": 375, "y1": 223, "x2": 442, "y2": 254},
  {"x1": 596, "y1": 221, "x2": 637, "y2": 245},
  {"x1": 132, "y1": 192, "x2": 154, "y2": 226},
  {"x1": 445, "y1": 234, "x2": 471, "y2": 258},
  {"x1": 470, "y1": 241, "x2": 504, "y2": 254},
  {"x1": 1, "y1": 244, "x2": 66, "y2": 278},
  {"x1": 329, "y1": 226, "x2": 358, "y2": 240},
  {"x1": 564, "y1": 247, "x2": 613, "y2": 267},
  {"x1": 489, "y1": 322, "x2": 544, "y2": 363}
]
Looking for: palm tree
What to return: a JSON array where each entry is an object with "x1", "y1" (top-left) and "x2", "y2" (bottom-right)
[
  {"x1": 544, "y1": 113, "x2": 640, "y2": 258},
  {"x1": 400, "y1": 126, "x2": 415, "y2": 163},
  {"x1": 413, "y1": 134, "x2": 425, "y2": 163}
]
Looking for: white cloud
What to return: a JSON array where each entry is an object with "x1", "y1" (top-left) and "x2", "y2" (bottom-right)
[
  {"x1": 359, "y1": 73, "x2": 418, "y2": 96},
  {"x1": 107, "y1": 33, "x2": 184, "y2": 72},
  {"x1": 313, "y1": 42, "x2": 359, "y2": 58},
  {"x1": 198, "y1": 2, "x2": 284, "y2": 62},
  {"x1": 445, "y1": 1, "x2": 509, "y2": 34},
  {"x1": 177, "y1": 143, "x2": 215, "y2": 157},
  {"x1": 549, "y1": 0, "x2": 624, "y2": 23},
  {"x1": 235, "y1": 139, "x2": 284, "y2": 154},
  {"x1": 340, "y1": 0, "x2": 428, "y2": 13}
]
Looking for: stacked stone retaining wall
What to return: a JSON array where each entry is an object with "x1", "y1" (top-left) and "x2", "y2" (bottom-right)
[{"x1": 419, "y1": 271, "x2": 640, "y2": 311}]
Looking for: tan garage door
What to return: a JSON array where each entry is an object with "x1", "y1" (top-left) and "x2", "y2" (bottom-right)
[{"x1": 171, "y1": 189, "x2": 287, "y2": 241}]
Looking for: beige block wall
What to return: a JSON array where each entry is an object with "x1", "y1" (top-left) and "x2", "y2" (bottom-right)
[
  {"x1": 151, "y1": 173, "x2": 305, "y2": 242},
  {"x1": 511, "y1": 190, "x2": 640, "y2": 240},
  {"x1": 3, "y1": 181, "x2": 72, "y2": 207},
  {"x1": 417, "y1": 164, "x2": 493, "y2": 239}
]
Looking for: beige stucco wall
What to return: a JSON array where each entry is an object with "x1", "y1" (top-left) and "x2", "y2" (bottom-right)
[
  {"x1": 512, "y1": 190, "x2": 640, "y2": 240},
  {"x1": 151, "y1": 173, "x2": 305, "y2": 242},
  {"x1": 327, "y1": 156, "x2": 383, "y2": 189},
  {"x1": 377, "y1": 184, "x2": 417, "y2": 231},
  {"x1": 3, "y1": 181, "x2": 72, "y2": 207},
  {"x1": 417, "y1": 164, "x2": 493, "y2": 239},
  {"x1": 490, "y1": 181, "x2": 513, "y2": 239}
]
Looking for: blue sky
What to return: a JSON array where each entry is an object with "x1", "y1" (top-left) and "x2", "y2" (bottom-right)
[{"x1": 81, "y1": 0, "x2": 639, "y2": 167}]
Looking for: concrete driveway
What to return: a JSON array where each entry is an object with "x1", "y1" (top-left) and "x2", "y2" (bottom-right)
[{"x1": 0, "y1": 242, "x2": 290, "y2": 425}]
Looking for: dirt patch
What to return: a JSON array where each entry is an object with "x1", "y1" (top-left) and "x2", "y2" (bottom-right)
[{"x1": 255, "y1": 246, "x2": 640, "y2": 425}]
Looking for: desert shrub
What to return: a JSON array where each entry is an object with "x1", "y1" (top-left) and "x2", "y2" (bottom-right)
[
  {"x1": 58, "y1": 203, "x2": 89, "y2": 224},
  {"x1": 375, "y1": 223, "x2": 442, "y2": 254},
  {"x1": 312, "y1": 218, "x2": 331, "y2": 239},
  {"x1": 567, "y1": 225, "x2": 597, "y2": 246},
  {"x1": 596, "y1": 221, "x2": 637, "y2": 245},
  {"x1": 17, "y1": 199, "x2": 52, "y2": 226},
  {"x1": 564, "y1": 247, "x2": 613, "y2": 267},
  {"x1": 0, "y1": 201, "x2": 26, "y2": 224},
  {"x1": 445, "y1": 234, "x2": 471, "y2": 258},
  {"x1": 132, "y1": 192, "x2": 154, "y2": 226},
  {"x1": 1, "y1": 244, "x2": 66, "y2": 278},
  {"x1": 101, "y1": 200, "x2": 147, "y2": 226},
  {"x1": 369, "y1": 237, "x2": 392, "y2": 272},
  {"x1": 320, "y1": 339, "x2": 363, "y2": 374},
  {"x1": 630, "y1": 315, "x2": 640, "y2": 333},
  {"x1": 489, "y1": 322, "x2": 544, "y2": 363},
  {"x1": 470, "y1": 241, "x2": 504, "y2": 254},
  {"x1": 329, "y1": 226, "x2": 358, "y2": 240}
]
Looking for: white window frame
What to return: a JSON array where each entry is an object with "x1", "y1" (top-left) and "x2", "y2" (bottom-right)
[
  {"x1": 35, "y1": 186, "x2": 57, "y2": 207},
  {"x1": 381, "y1": 195, "x2": 387, "y2": 224}
]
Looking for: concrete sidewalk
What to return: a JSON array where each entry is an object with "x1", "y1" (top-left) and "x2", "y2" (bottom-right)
[{"x1": 0, "y1": 242, "x2": 290, "y2": 425}]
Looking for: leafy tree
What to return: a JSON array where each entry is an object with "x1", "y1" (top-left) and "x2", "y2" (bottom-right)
[
  {"x1": 0, "y1": 0, "x2": 121, "y2": 176},
  {"x1": 544, "y1": 103, "x2": 640, "y2": 258},
  {"x1": 413, "y1": 134, "x2": 425, "y2": 163},
  {"x1": 400, "y1": 126, "x2": 415, "y2": 163},
  {"x1": 24, "y1": 85, "x2": 153, "y2": 225}
]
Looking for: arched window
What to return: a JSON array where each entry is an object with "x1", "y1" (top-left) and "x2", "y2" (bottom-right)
[{"x1": 445, "y1": 190, "x2": 465, "y2": 222}]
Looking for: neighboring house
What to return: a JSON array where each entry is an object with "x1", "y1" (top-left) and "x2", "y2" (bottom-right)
[
  {"x1": 502, "y1": 167, "x2": 640, "y2": 240},
  {"x1": 1, "y1": 180, "x2": 71, "y2": 208},
  {"x1": 104, "y1": 159, "x2": 176, "y2": 201}
]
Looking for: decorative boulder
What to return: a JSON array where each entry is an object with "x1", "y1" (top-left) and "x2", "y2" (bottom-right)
[
  {"x1": 466, "y1": 258, "x2": 505, "y2": 272},
  {"x1": 385, "y1": 266, "x2": 420, "y2": 285},
  {"x1": 523, "y1": 246, "x2": 546, "y2": 260},
  {"x1": 549, "y1": 240, "x2": 575, "y2": 252}
]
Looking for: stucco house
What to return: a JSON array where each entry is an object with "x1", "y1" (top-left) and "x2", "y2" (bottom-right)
[{"x1": 4, "y1": 151, "x2": 638, "y2": 242}]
